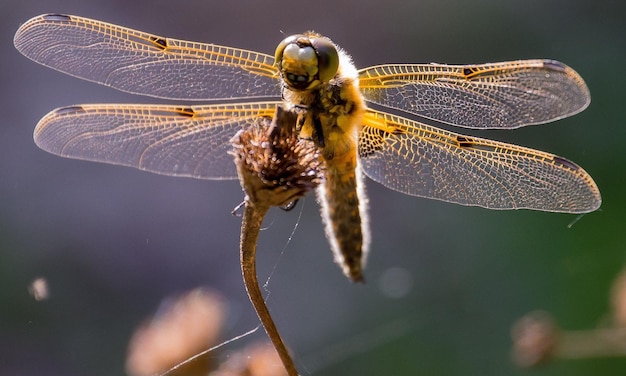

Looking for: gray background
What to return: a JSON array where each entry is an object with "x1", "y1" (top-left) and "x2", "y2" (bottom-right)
[{"x1": 2, "y1": 0, "x2": 624, "y2": 375}]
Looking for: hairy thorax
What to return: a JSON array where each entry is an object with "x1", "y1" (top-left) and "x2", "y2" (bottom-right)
[{"x1": 281, "y1": 49, "x2": 366, "y2": 162}]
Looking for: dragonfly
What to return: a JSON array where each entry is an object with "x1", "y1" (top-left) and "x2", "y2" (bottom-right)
[{"x1": 14, "y1": 14, "x2": 601, "y2": 282}]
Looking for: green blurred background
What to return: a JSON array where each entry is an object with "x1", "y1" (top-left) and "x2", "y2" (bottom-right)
[{"x1": 2, "y1": 0, "x2": 624, "y2": 375}]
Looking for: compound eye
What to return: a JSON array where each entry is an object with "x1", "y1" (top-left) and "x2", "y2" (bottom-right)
[
  {"x1": 274, "y1": 34, "x2": 338, "y2": 90},
  {"x1": 275, "y1": 35, "x2": 318, "y2": 89},
  {"x1": 274, "y1": 35, "x2": 299, "y2": 65},
  {"x1": 309, "y1": 37, "x2": 339, "y2": 83}
]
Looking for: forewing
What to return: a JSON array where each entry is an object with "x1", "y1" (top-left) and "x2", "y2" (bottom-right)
[
  {"x1": 359, "y1": 60, "x2": 590, "y2": 129},
  {"x1": 359, "y1": 110, "x2": 601, "y2": 213},
  {"x1": 34, "y1": 102, "x2": 281, "y2": 179},
  {"x1": 14, "y1": 14, "x2": 280, "y2": 100}
]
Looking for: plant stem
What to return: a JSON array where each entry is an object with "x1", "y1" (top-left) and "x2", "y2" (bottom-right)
[{"x1": 240, "y1": 201, "x2": 299, "y2": 376}]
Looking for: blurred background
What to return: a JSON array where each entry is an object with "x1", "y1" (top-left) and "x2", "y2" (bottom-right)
[{"x1": 2, "y1": 0, "x2": 625, "y2": 375}]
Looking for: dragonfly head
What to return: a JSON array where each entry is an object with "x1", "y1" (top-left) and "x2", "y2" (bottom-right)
[{"x1": 274, "y1": 33, "x2": 339, "y2": 91}]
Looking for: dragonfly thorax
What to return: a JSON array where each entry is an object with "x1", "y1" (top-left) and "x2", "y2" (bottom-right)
[{"x1": 274, "y1": 33, "x2": 339, "y2": 91}]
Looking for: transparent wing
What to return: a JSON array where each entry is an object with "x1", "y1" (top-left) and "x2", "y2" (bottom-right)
[
  {"x1": 34, "y1": 102, "x2": 281, "y2": 179},
  {"x1": 358, "y1": 60, "x2": 590, "y2": 129},
  {"x1": 359, "y1": 109, "x2": 601, "y2": 213},
  {"x1": 14, "y1": 14, "x2": 280, "y2": 100}
]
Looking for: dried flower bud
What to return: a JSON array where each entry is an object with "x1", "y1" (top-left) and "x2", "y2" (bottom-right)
[
  {"x1": 126, "y1": 288, "x2": 226, "y2": 376},
  {"x1": 511, "y1": 310, "x2": 559, "y2": 367},
  {"x1": 28, "y1": 277, "x2": 50, "y2": 301}
]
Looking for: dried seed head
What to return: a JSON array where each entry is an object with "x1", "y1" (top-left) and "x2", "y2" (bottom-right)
[{"x1": 231, "y1": 106, "x2": 324, "y2": 208}]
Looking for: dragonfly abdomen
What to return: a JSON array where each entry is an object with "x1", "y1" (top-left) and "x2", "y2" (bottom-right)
[{"x1": 317, "y1": 151, "x2": 370, "y2": 282}]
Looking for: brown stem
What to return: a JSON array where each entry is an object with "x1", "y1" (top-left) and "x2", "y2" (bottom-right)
[
  {"x1": 512, "y1": 310, "x2": 626, "y2": 368},
  {"x1": 557, "y1": 327, "x2": 626, "y2": 359},
  {"x1": 240, "y1": 201, "x2": 299, "y2": 376}
]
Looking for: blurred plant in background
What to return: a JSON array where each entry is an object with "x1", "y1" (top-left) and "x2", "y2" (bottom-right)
[
  {"x1": 126, "y1": 287, "x2": 287, "y2": 376},
  {"x1": 512, "y1": 267, "x2": 626, "y2": 367}
]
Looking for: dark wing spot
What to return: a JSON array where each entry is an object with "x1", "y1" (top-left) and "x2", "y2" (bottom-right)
[
  {"x1": 391, "y1": 127, "x2": 405, "y2": 136},
  {"x1": 54, "y1": 105, "x2": 86, "y2": 115},
  {"x1": 553, "y1": 156, "x2": 581, "y2": 171},
  {"x1": 151, "y1": 36, "x2": 168, "y2": 49},
  {"x1": 542, "y1": 60, "x2": 567, "y2": 72},
  {"x1": 463, "y1": 67, "x2": 474, "y2": 77},
  {"x1": 42, "y1": 14, "x2": 72, "y2": 22},
  {"x1": 456, "y1": 136, "x2": 497, "y2": 152},
  {"x1": 175, "y1": 107, "x2": 195, "y2": 117},
  {"x1": 456, "y1": 136, "x2": 473, "y2": 148}
]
